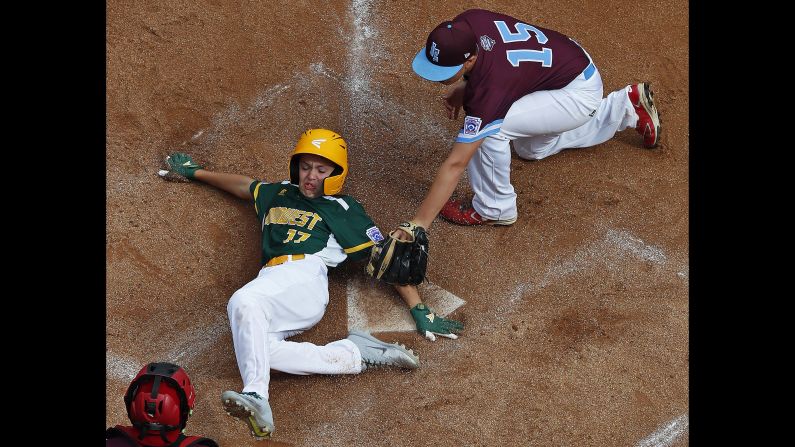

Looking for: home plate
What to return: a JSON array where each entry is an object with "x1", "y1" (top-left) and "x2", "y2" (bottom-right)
[{"x1": 347, "y1": 277, "x2": 466, "y2": 333}]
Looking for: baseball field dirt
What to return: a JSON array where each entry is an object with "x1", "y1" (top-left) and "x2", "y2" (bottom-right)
[{"x1": 107, "y1": 1, "x2": 688, "y2": 445}]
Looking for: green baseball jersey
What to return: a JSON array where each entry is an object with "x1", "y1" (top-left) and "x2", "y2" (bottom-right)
[{"x1": 249, "y1": 180, "x2": 384, "y2": 267}]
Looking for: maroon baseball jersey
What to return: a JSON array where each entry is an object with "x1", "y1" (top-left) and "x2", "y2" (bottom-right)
[{"x1": 454, "y1": 9, "x2": 591, "y2": 143}]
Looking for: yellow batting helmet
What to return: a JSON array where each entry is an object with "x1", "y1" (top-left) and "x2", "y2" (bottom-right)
[{"x1": 290, "y1": 129, "x2": 348, "y2": 195}]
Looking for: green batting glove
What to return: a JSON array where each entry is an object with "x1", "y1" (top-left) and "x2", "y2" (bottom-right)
[
  {"x1": 164, "y1": 152, "x2": 203, "y2": 179},
  {"x1": 410, "y1": 303, "x2": 464, "y2": 342}
]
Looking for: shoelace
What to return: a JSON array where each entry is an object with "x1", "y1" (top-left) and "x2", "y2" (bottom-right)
[{"x1": 242, "y1": 391, "x2": 263, "y2": 400}]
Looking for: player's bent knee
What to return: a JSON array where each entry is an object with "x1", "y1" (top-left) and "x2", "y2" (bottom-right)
[{"x1": 227, "y1": 290, "x2": 260, "y2": 318}]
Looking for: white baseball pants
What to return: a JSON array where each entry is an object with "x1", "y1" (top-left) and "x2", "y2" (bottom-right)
[
  {"x1": 468, "y1": 67, "x2": 641, "y2": 221},
  {"x1": 227, "y1": 254, "x2": 362, "y2": 399}
]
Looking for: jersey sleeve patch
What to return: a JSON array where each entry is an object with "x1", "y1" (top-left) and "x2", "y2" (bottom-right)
[
  {"x1": 365, "y1": 226, "x2": 384, "y2": 242},
  {"x1": 463, "y1": 115, "x2": 483, "y2": 136},
  {"x1": 456, "y1": 118, "x2": 504, "y2": 142}
]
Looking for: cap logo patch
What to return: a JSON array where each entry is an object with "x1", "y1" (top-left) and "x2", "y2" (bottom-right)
[
  {"x1": 480, "y1": 35, "x2": 496, "y2": 51},
  {"x1": 430, "y1": 41, "x2": 440, "y2": 63},
  {"x1": 311, "y1": 139, "x2": 326, "y2": 148},
  {"x1": 463, "y1": 116, "x2": 482, "y2": 136}
]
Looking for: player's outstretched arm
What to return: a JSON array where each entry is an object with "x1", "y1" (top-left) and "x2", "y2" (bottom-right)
[
  {"x1": 158, "y1": 152, "x2": 254, "y2": 200},
  {"x1": 392, "y1": 140, "x2": 483, "y2": 242},
  {"x1": 406, "y1": 139, "x2": 483, "y2": 233},
  {"x1": 393, "y1": 284, "x2": 464, "y2": 342},
  {"x1": 192, "y1": 170, "x2": 254, "y2": 200}
]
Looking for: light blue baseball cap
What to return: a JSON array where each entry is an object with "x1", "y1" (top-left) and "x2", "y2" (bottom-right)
[{"x1": 412, "y1": 21, "x2": 477, "y2": 82}]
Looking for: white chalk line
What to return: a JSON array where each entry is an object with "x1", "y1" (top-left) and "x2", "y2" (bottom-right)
[
  {"x1": 606, "y1": 229, "x2": 667, "y2": 264},
  {"x1": 310, "y1": 62, "x2": 450, "y2": 145},
  {"x1": 107, "y1": 314, "x2": 228, "y2": 382},
  {"x1": 106, "y1": 351, "x2": 142, "y2": 382},
  {"x1": 635, "y1": 413, "x2": 689, "y2": 447},
  {"x1": 188, "y1": 81, "x2": 292, "y2": 148},
  {"x1": 502, "y1": 228, "x2": 687, "y2": 312},
  {"x1": 540, "y1": 228, "x2": 680, "y2": 289},
  {"x1": 166, "y1": 313, "x2": 228, "y2": 366},
  {"x1": 348, "y1": 0, "x2": 375, "y2": 102},
  {"x1": 175, "y1": 0, "x2": 445, "y2": 154},
  {"x1": 181, "y1": 57, "x2": 447, "y2": 156},
  {"x1": 343, "y1": 0, "x2": 374, "y2": 153}
]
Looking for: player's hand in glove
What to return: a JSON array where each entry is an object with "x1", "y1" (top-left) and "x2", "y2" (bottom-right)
[
  {"x1": 158, "y1": 152, "x2": 204, "y2": 181},
  {"x1": 410, "y1": 303, "x2": 463, "y2": 341},
  {"x1": 366, "y1": 221, "x2": 428, "y2": 285}
]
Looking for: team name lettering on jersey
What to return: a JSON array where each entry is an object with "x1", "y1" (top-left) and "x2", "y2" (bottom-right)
[{"x1": 264, "y1": 207, "x2": 324, "y2": 230}]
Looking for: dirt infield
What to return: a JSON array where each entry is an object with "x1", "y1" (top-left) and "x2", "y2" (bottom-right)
[{"x1": 106, "y1": 1, "x2": 688, "y2": 446}]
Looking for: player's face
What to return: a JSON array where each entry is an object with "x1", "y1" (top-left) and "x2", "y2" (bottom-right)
[
  {"x1": 438, "y1": 55, "x2": 477, "y2": 85},
  {"x1": 297, "y1": 153, "x2": 335, "y2": 198}
]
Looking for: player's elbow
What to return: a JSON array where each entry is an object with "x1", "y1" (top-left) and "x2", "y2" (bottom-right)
[
  {"x1": 441, "y1": 157, "x2": 468, "y2": 175},
  {"x1": 234, "y1": 178, "x2": 255, "y2": 200},
  {"x1": 443, "y1": 140, "x2": 481, "y2": 173},
  {"x1": 236, "y1": 187, "x2": 254, "y2": 200}
]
